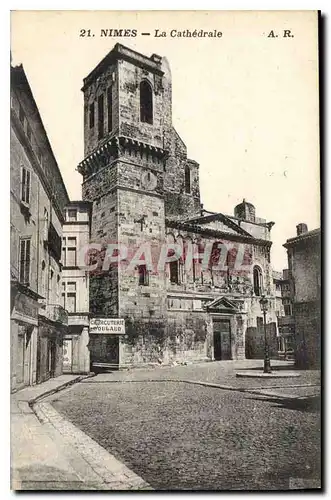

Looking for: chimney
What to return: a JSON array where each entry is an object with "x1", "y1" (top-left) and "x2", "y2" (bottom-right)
[
  {"x1": 151, "y1": 53, "x2": 162, "y2": 64},
  {"x1": 296, "y1": 223, "x2": 308, "y2": 236}
]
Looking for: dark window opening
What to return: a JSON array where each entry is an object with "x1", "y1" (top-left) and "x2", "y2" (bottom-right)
[
  {"x1": 257, "y1": 316, "x2": 263, "y2": 328},
  {"x1": 19, "y1": 103, "x2": 24, "y2": 125},
  {"x1": 67, "y1": 209, "x2": 77, "y2": 222},
  {"x1": 89, "y1": 102, "x2": 95, "y2": 129},
  {"x1": 138, "y1": 265, "x2": 149, "y2": 286},
  {"x1": 107, "y1": 87, "x2": 112, "y2": 132},
  {"x1": 184, "y1": 165, "x2": 191, "y2": 194},
  {"x1": 140, "y1": 80, "x2": 153, "y2": 124},
  {"x1": 192, "y1": 259, "x2": 196, "y2": 282},
  {"x1": 284, "y1": 303, "x2": 293, "y2": 316},
  {"x1": 19, "y1": 238, "x2": 31, "y2": 285},
  {"x1": 253, "y1": 266, "x2": 263, "y2": 296},
  {"x1": 98, "y1": 94, "x2": 104, "y2": 140},
  {"x1": 26, "y1": 123, "x2": 32, "y2": 144},
  {"x1": 169, "y1": 260, "x2": 179, "y2": 284},
  {"x1": 21, "y1": 167, "x2": 31, "y2": 204}
]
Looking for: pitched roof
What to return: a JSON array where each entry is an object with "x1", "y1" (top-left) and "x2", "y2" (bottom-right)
[{"x1": 283, "y1": 228, "x2": 320, "y2": 248}]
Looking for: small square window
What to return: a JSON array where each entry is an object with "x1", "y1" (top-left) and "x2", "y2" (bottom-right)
[{"x1": 67, "y1": 209, "x2": 77, "y2": 222}]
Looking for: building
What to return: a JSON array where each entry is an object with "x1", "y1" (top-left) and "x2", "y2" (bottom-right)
[
  {"x1": 77, "y1": 44, "x2": 279, "y2": 368},
  {"x1": 62, "y1": 201, "x2": 91, "y2": 374},
  {"x1": 10, "y1": 64, "x2": 69, "y2": 391},
  {"x1": 274, "y1": 269, "x2": 295, "y2": 359},
  {"x1": 272, "y1": 270, "x2": 284, "y2": 318},
  {"x1": 283, "y1": 223, "x2": 321, "y2": 368}
]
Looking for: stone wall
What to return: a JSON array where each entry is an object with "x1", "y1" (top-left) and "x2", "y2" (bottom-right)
[
  {"x1": 294, "y1": 300, "x2": 320, "y2": 368},
  {"x1": 83, "y1": 62, "x2": 118, "y2": 157},
  {"x1": 245, "y1": 321, "x2": 278, "y2": 359},
  {"x1": 290, "y1": 240, "x2": 320, "y2": 303}
]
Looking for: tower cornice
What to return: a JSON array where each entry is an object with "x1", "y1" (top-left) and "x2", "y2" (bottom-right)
[
  {"x1": 82, "y1": 43, "x2": 164, "y2": 91},
  {"x1": 77, "y1": 135, "x2": 169, "y2": 178}
]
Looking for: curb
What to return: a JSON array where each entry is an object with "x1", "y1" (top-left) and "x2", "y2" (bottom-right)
[
  {"x1": 28, "y1": 373, "x2": 96, "y2": 408},
  {"x1": 33, "y1": 401, "x2": 153, "y2": 490},
  {"x1": 81, "y1": 377, "x2": 319, "y2": 393},
  {"x1": 236, "y1": 371, "x2": 301, "y2": 379}
]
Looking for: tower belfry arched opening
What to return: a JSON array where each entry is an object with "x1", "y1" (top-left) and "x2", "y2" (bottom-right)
[{"x1": 140, "y1": 80, "x2": 153, "y2": 124}]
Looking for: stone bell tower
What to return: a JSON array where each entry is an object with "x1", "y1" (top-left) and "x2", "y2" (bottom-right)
[{"x1": 77, "y1": 44, "x2": 173, "y2": 366}]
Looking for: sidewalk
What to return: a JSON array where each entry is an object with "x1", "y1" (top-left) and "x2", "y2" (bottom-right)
[{"x1": 11, "y1": 375, "x2": 151, "y2": 490}]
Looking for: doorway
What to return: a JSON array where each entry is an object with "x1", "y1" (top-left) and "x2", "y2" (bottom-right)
[
  {"x1": 90, "y1": 335, "x2": 120, "y2": 370},
  {"x1": 213, "y1": 319, "x2": 232, "y2": 360},
  {"x1": 63, "y1": 339, "x2": 73, "y2": 373}
]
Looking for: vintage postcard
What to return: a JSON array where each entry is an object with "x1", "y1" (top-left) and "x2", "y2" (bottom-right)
[{"x1": 10, "y1": 10, "x2": 321, "y2": 491}]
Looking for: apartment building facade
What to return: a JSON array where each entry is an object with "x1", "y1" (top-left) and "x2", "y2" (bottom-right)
[
  {"x1": 10, "y1": 64, "x2": 69, "y2": 391},
  {"x1": 62, "y1": 202, "x2": 91, "y2": 374}
]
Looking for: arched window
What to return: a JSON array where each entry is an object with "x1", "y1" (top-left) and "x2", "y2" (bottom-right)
[
  {"x1": 253, "y1": 266, "x2": 263, "y2": 296},
  {"x1": 140, "y1": 81, "x2": 153, "y2": 124},
  {"x1": 184, "y1": 165, "x2": 191, "y2": 194}
]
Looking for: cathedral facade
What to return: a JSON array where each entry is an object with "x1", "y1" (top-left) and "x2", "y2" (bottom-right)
[{"x1": 78, "y1": 43, "x2": 279, "y2": 368}]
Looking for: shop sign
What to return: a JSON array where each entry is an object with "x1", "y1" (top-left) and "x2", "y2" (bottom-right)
[{"x1": 90, "y1": 318, "x2": 125, "y2": 334}]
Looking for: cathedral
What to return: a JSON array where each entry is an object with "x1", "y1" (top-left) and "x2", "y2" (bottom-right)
[{"x1": 77, "y1": 43, "x2": 279, "y2": 368}]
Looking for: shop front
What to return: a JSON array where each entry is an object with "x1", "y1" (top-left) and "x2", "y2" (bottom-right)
[
  {"x1": 10, "y1": 282, "x2": 40, "y2": 392},
  {"x1": 37, "y1": 304, "x2": 68, "y2": 384},
  {"x1": 89, "y1": 318, "x2": 125, "y2": 371},
  {"x1": 63, "y1": 313, "x2": 90, "y2": 374}
]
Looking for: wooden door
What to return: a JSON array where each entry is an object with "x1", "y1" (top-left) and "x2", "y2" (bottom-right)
[{"x1": 213, "y1": 319, "x2": 232, "y2": 360}]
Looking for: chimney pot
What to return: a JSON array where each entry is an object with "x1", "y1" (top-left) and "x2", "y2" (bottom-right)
[{"x1": 296, "y1": 223, "x2": 308, "y2": 236}]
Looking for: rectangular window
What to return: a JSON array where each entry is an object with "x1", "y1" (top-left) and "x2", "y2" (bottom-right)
[
  {"x1": 89, "y1": 102, "x2": 95, "y2": 129},
  {"x1": 184, "y1": 165, "x2": 191, "y2": 194},
  {"x1": 62, "y1": 282, "x2": 77, "y2": 312},
  {"x1": 37, "y1": 147, "x2": 43, "y2": 166},
  {"x1": 43, "y1": 208, "x2": 49, "y2": 240},
  {"x1": 19, "y1": 103, "x2": 24, "y2": 125},
  {"x1": 62, "y1": 237, "x2": 66, "y2": 265},
  {"x1": 67, "y1": 209, "x2": 77, "y2": 222},
  {"x1": 26, "y1": 122, "x2": 32, "y2": 144},
  {"x1": 19, "y1": 238, "x2": 31, "y2": 285},
  {"x1": 21, "y1": 166, "x2": 31, "y2": 204},
  {"x1": 169, "y1": 261, "x2": 179, "y2": 284},
  {"x1": 98, "y1": 94, "x2": 104, "y2": 140},
  {"x1": 107, "y1": 87, "x2": 112, "y2": 133},
  {"x1": 257, "y1": 317, "x2": 263, "y2": 328},
  {"x1": 67, "y1": 293, "x2": 76, "y2": 313},
  {"x1": 66, "y1": 237, "x2": 77, "y2": 267},
  {"x1": 192, "y1": 259, "x2": 196, "y2": 282},
  {"x1": 138, "y1": 265, "x2": 149, "y2": 286},
  {"x1": 284, "y1": 304, "x2": 293, "y2": 316}
]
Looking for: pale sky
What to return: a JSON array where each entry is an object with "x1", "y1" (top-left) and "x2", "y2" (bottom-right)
[{"x1": 10, "y1": 10, "x2": 320, "y2": 270}]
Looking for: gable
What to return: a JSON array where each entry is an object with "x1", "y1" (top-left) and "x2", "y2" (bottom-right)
[
  {"x1": 205, "y1": 296, "x2": 240, "y2": 313},
  {"x1": 185, "y1": 212, "x2": 251, "y2": 238}
]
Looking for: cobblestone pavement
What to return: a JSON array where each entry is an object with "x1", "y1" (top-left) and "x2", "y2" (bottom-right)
[{"x1": 52, "y1": 368, "x2": 321, "y2": 491}]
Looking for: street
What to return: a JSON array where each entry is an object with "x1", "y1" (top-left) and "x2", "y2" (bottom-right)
[{"x1": 51, "y1": 362, "x2": 321, "y2": 490}]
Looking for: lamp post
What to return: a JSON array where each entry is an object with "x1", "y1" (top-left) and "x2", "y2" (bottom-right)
[{"x1": 259, "y1": 295, "x2": 272, "y2": 373}]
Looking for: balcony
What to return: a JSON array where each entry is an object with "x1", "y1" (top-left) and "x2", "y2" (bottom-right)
[
  {"x1": 68, "y1": 312, "x2": 89, "y2": 327},
  {"x1": 47, "y1": 223, "x2": 62, "y2": 261},
  {"x1": 39, "y1": 302, "x2": 68, "y2": 326}
]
